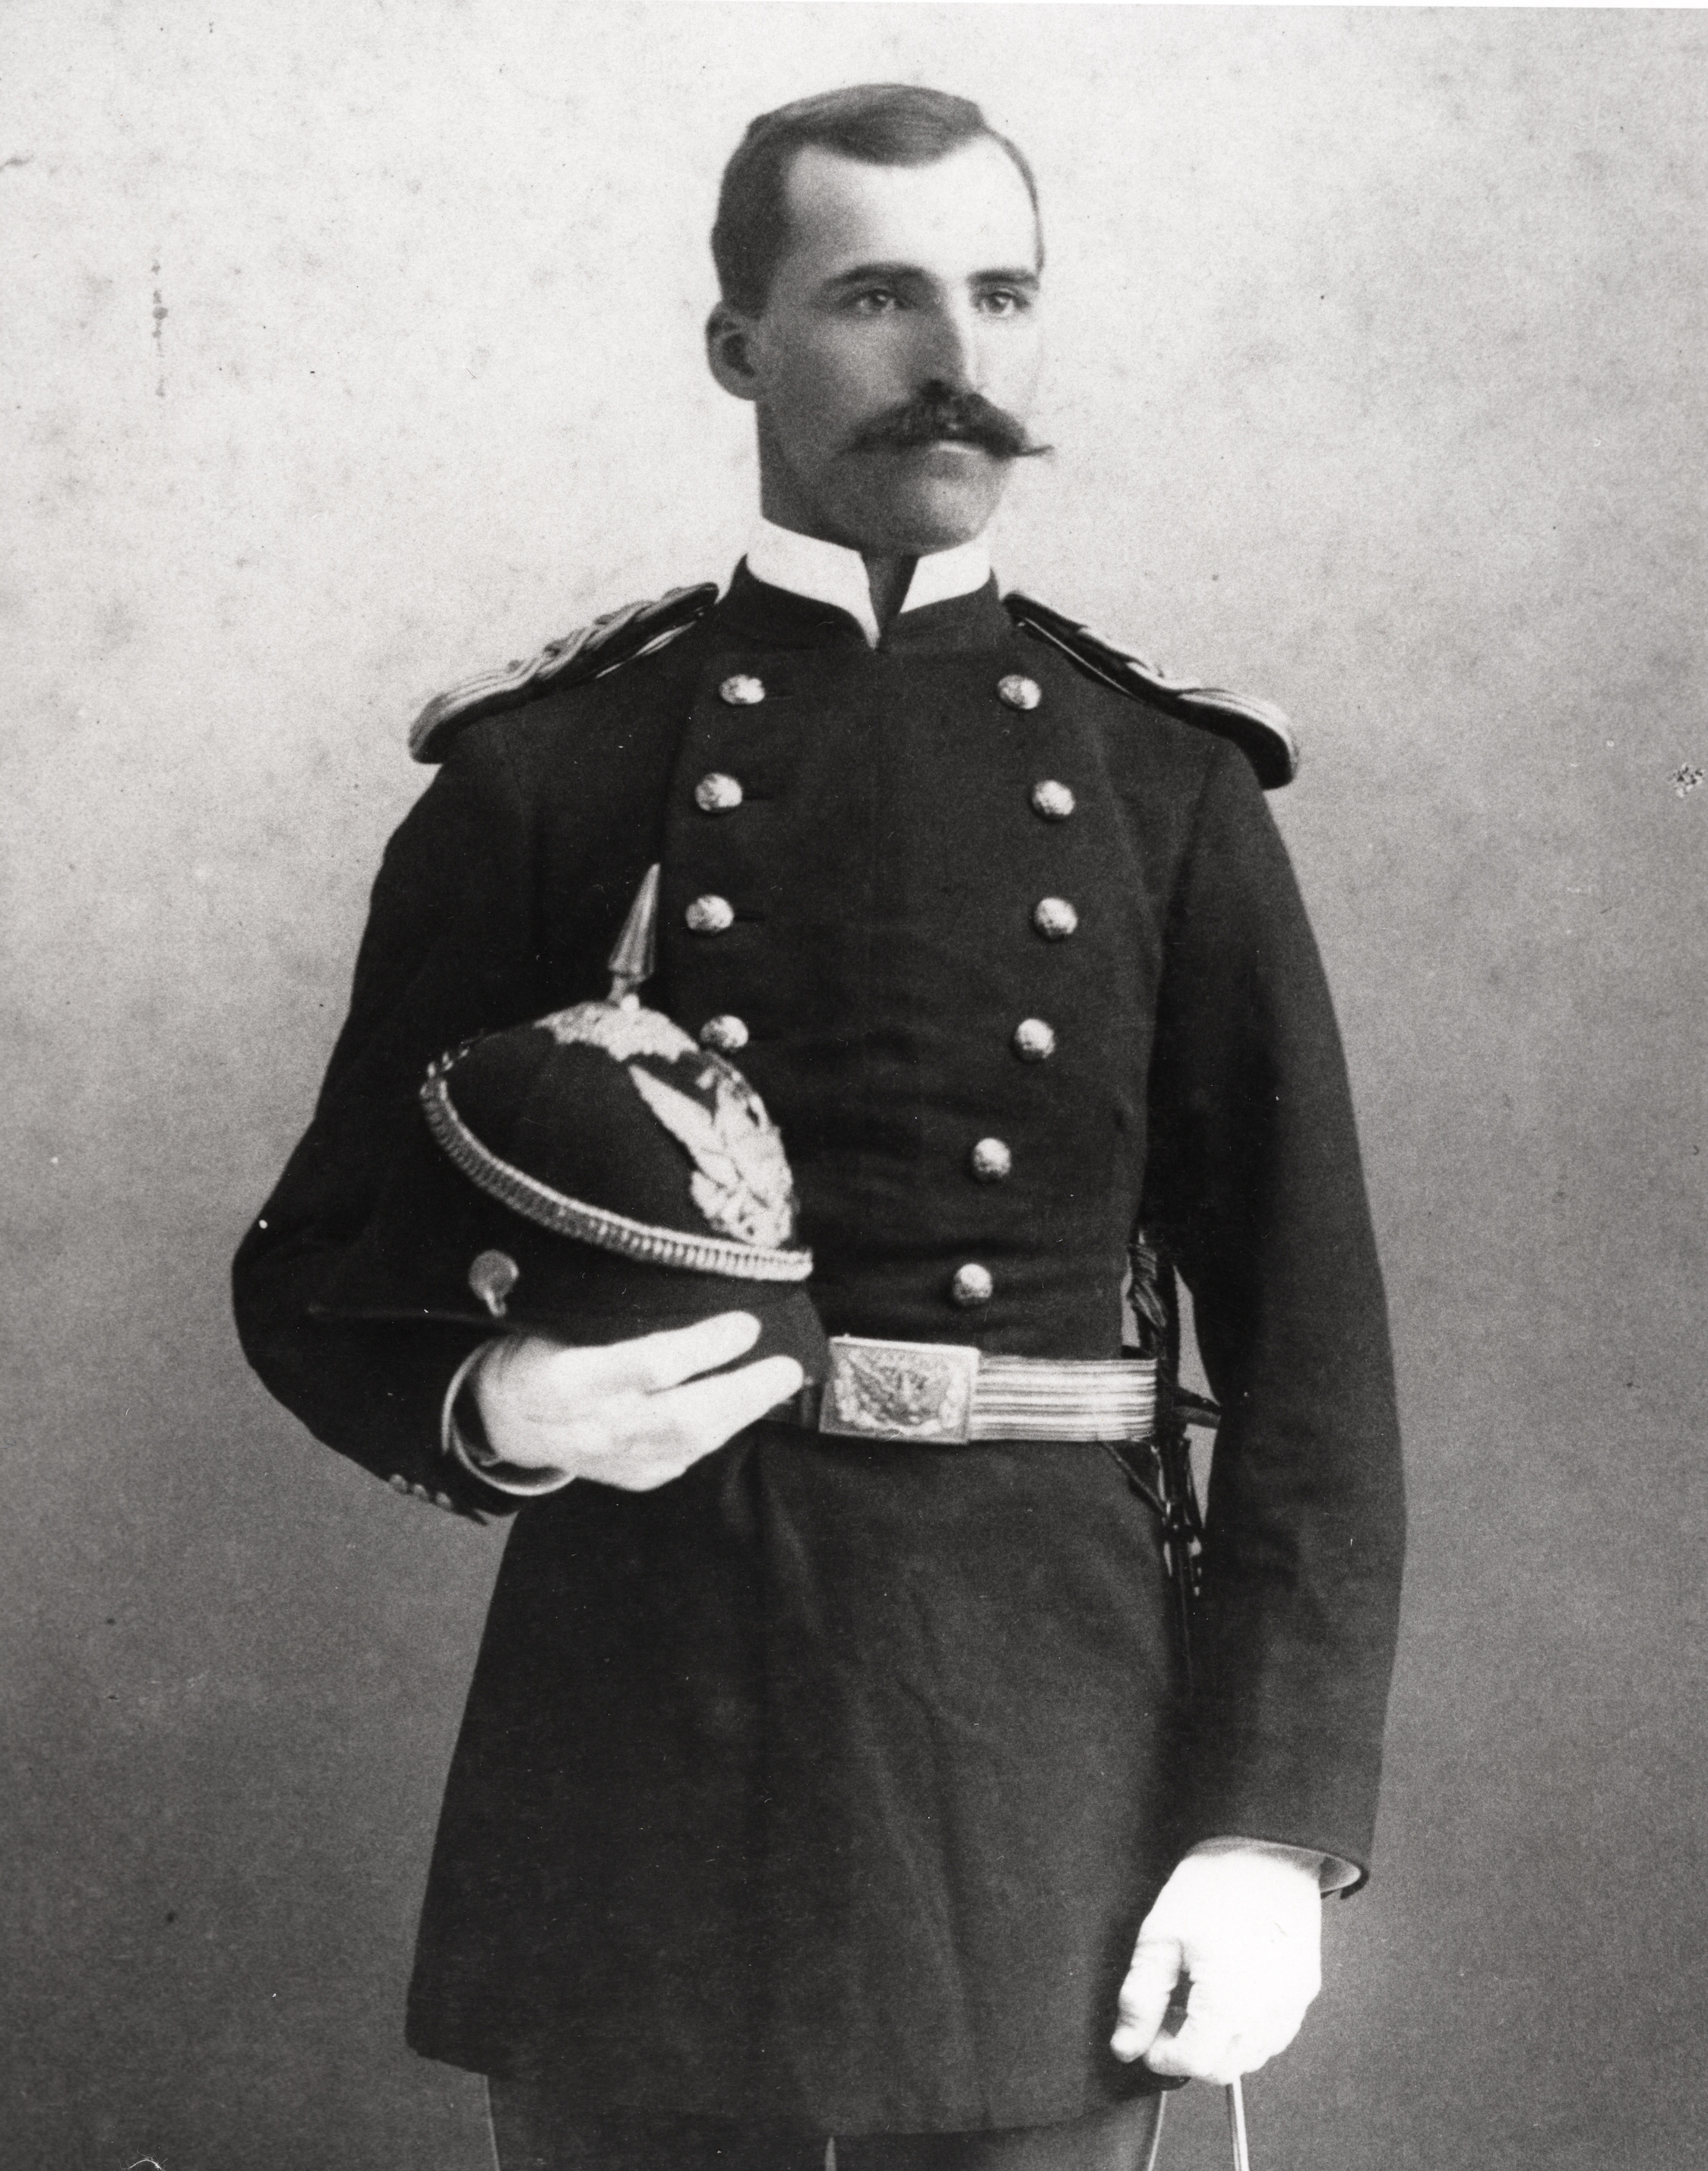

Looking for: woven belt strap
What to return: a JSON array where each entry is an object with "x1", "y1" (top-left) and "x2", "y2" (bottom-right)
[{"x1": 786, "y1": 1335, "x2": 1158, "y2": 1446}]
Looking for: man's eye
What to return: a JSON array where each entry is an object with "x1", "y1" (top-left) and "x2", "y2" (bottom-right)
[
  {"x1": 977, "y1": 287, "x2": 1032, "y2": 317},
  {"x1": 847, "y1": 288, "x2": 899, "y2": 315}
]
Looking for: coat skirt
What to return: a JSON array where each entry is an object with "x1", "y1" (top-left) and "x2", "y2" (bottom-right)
[{"x1": 406, "y1": 1423, "x2": 1185, "y2": 2134}]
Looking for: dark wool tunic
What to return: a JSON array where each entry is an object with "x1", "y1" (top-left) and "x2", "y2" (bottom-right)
[{"x1": 232, "y1": 568, "x2": 1405, "y2": 2134}]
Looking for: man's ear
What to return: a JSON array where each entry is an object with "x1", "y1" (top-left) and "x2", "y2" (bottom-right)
[{"x1": 706, "y1": 302, "x2": 763, "y2": 403}]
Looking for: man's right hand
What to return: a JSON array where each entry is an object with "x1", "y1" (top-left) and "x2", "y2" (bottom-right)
[{"x1": 471, "y1": 1310, "x2": 803, "y2": 1492}]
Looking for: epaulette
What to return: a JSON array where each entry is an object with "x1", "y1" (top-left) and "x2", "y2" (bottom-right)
[
  {"x1": 410, "y1": 583, "x2": 720, "y2": 763},
  {"x1": 1003, "y1": 593, "x2": 1299, "y2": 789}
]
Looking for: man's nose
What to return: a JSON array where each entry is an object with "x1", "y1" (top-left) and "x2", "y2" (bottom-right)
[{"x1": 909, "y1": 299, "x2": 982, "y2": 394}]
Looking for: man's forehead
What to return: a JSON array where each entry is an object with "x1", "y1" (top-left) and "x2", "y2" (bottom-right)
[{"x1": 774, "y1": 138, "x2": 1041, "y2": 289}]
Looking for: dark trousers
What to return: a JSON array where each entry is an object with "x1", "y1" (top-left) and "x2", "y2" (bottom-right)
[{"x1": 486, "y1": 2088, "x2": 1167, "y2": 2171}]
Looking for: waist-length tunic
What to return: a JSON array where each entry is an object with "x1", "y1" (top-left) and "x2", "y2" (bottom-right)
[{"x1": 232, "y1": 568, "x2": 1405, "y2": 2134}]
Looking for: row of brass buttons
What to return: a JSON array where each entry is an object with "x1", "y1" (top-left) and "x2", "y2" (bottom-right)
[
  {"x1": 694, "y1": 665, "x2": 1071, "y2": 1311},
  {"x1": 954, "y1": 672, "x2": 1072, "y2": 1302}
]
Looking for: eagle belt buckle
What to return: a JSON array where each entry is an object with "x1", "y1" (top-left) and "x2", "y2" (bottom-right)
[{"x1": 818, "y1": 1335, "x2": 981, "y2": 1445}]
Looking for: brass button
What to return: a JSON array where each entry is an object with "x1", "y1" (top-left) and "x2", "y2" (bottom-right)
[
  {"x1": 1031, "y1": 780, "x2": 1074, "y2": 820},
  {"x1": 695, "y1": 771, "x2": 744, "y2": 813},
  {"x1": 1033, "y1": 897, "x2": 1078, "y2": 940},
  {"x1": 950, "y1": 1263, "x2": 995, "y2": 1307},
  {"x1": 997, "y1": 673, "x2": 1042, "y2": 712},
  {"x1": 969, "y1": 1138, "x2": 1013, "y2": 1182},
  {"x1": 468, "y1": 1249, "x2": 519, "y2": 1318},
  {"x1": 700, "y1": 1014, "x2": 749, "y2": 1052},
  {"x1": 1012, "y1": 1017, "x2": 1056, "y2": 1062},
  {"x1": 719, "y1": 673, "x2": 767, "y2": 707},
  {"x1": 387, "y1": 1474, "x2": 409, "y2": 1493},
  {"x1": 685, "y1": 894, "x2": 735, "y2": 935}
]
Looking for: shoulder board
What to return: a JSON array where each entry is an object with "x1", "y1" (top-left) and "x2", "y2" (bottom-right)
[
  {"x1": 409, "y1": 583, "x2": 720, "y2": 763},
  {"x1": 1002, "y1": 593, "x2": 1298, "y2": 789}
]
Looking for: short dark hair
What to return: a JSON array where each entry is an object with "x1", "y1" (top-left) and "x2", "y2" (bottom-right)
[{"x1": 711, "y1": 84, "x2": 1041, "y2": 315}]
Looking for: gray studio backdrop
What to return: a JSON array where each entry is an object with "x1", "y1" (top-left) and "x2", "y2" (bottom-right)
[{"x1": 5, "y1": 7, "x2": 1703, "y2": 2168}]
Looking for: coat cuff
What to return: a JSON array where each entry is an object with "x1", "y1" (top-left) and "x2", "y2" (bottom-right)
[
  {"x1": 1185, "y1": 1834, "x2": 1362, "y2": 1895},
  {"x1": 441, "y1": 1340, "x2": 578, "y2": 1498}
]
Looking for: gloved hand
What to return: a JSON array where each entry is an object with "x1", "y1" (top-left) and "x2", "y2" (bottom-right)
[
  {"x1": 1109, "y1": 1845, "x2": 1324, "y2": 2084},
  {"x1": 473, "y1": 1310, "x2": 803, "y2": 1492}
]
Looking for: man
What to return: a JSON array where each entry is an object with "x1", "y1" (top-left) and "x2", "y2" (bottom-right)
[{"x1": 235, "y1": 84, "x2": 1403, "y2": 2171}]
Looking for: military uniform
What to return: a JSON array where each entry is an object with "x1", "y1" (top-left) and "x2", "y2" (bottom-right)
[{"x1": 232, "y1": 527, "x2": 1404, "y2": 2137}]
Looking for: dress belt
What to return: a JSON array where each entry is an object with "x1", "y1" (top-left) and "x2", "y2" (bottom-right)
[{"x1": 782, "y1": 1334, "x2": 1158, "y2": 1446}]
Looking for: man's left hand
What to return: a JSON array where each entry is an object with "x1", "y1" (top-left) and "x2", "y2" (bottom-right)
[{"x1": 1109, "y1": 1847, "x2": 1323, "y2": 2084}]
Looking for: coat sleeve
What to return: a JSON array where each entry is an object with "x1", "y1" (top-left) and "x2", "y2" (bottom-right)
[
  {"x1": 1144, "y1": 742, "x2": 1406, "y2": 1880},
  {"x1": 232, "y1": 728, "x2": 547, "y2": 1521}
]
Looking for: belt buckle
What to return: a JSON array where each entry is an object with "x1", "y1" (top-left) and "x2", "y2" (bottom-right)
[{"x1": 819, "y1": 1335, "x2": 981, "y2": 1445}]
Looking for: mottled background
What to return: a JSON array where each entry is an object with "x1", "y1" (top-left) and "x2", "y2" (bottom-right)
[{"x1": 4, "y1": 6, "x2": 1703, "y2": 2167}]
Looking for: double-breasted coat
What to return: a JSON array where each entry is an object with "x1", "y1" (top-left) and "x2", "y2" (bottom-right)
[{"x1": 232, "y1": 564, "x2": 1405, "y2": 2135}]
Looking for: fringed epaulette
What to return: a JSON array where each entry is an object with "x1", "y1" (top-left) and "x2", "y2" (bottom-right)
[
  {"x1": 1003, "y1": 593, "x2": 1299, "y2": 789},
  {"x1": 410, "y1": 583, "x2": 720, "y2": 763}
]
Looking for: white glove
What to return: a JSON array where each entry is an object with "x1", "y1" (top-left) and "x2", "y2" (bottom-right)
[
  {"x1": 1110, "y1": 1846, "x2": 1324, "y2": 2084},
  {"x1": 472, "y1": 1311, "x2": 804, "y2": 1492}
]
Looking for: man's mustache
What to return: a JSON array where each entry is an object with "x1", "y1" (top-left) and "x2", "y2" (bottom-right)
[{"x1": 843, "y1": 390, "x2": 1051, "y2": 462}]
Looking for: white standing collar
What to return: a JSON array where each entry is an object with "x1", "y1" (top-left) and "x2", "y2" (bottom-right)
[{"x1": 744, "y1": 518, "x2": 992, "y2": 648}]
